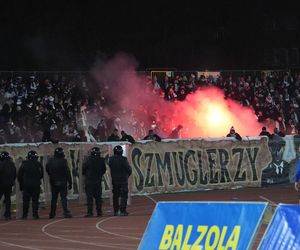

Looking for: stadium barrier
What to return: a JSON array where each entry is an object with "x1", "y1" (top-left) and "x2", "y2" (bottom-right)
[
  {"x1": 139, "y1": 202, "x2": 300, "y2": 249},
  {"x1": 0, "y1": 136, "x2": 300, "y2": 218},
  {"x1": 130, "y1": 137, "x2": 272, "y2": 193},
  {"x1": 138, "y1": 202, "x2": 268, "y2": 250},
  {"x1": 259, "y1": 204, "x2": 300, "y2": 249}
]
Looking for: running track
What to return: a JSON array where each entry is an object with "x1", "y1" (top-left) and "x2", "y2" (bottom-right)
[{"x1": 0, "y1": 185, "x2": 296, "y2": 250}]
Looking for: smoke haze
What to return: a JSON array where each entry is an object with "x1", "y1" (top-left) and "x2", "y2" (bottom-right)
[{"x1": 90, "y1": 53, "x2": 262, "y2": 138}]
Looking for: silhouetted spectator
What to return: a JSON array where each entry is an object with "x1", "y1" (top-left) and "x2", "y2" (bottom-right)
[
  {"x1": 259, "y1": 127, "x2": 272, "y2": 138},
  {"x1": 42, "y1": 129, "x2": 59, "y2": 143},
  {"x1": 107, "y1": 129, "x2": 120, "y2": 142},
  {"x1": 144, "y1": 130, "x2": 161, "y2": 142},
  {"x1": 273, "y1": 127, "x2": 285, "y2": 137},
  {"x1": 226, "y1": 126, "x2": 242, "y2": 141},
  {"x1": 168, "y1": 125, "x2": 183, "y2": 139},
  {"x1": 121, "y1": 131, "x2": 135, "y2": 143}
]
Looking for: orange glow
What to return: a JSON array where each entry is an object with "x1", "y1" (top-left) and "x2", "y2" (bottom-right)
[
  {"x1": 206, "y1": 104, "x2": 226, "y2": 125},
  {"x1": 171, "y1": 87, "x2": 261, "y2": 138}
]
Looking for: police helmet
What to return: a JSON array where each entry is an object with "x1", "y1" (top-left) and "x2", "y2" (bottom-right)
[
  {"x1": 27, "y1": 150, "x2": 38, "y2": 160},
  {"x1": 91, "y1": 147, "x2": 100, "y2": 157},
  {"x1": 54, "y1": 147, "x2": 65, "y2": 158},
  {"x1": 0, "y1": 151, "x2": 10, "y2": 161},
  {"x1": 113, "y1": 145, "x2": 123, "y2": 156}
]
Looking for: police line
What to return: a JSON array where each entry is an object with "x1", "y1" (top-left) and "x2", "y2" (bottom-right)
[{"x1": 0, "y1": 136, "x2": 299, "y2": 204}]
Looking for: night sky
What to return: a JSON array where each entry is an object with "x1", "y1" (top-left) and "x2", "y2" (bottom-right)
[{"x1": 0, "y1": 1, "x2": 299, "y2": 70}]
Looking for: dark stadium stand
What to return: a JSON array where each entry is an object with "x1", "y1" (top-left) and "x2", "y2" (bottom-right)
[{"x1": 0, "y1": 70, "x2": 299, "y2": 143}]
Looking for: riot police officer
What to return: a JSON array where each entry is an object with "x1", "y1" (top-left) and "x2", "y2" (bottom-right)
[
  {"x1": 82, "y1": 147, "x2": 106, "y2": 217},
  {"x1": 17, "y1": 151, "x2": 43, "y2": 219},
  {"x1": 46, "y1": 147, "x2": 72, "y2": 218},
  {"x1": 109, "y1": 145, "x2": 132, "y2": 216},
  {"x1": 0, "y1": 151, "x2": 16, "y2": 220}
]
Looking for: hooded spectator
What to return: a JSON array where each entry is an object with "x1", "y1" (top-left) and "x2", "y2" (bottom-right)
[
  {"x1": 259, "y1": 126, "x2": 272, "y2": 138},
  {"x1": 226, "y1": 126, "x2": 242, "y2": 141}
]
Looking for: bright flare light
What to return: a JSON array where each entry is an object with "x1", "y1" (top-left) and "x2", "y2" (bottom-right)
[
  {"x1": 173, "y1": 87, "x2": 262, "y2": 138},
  {"x1": 206, "y1": 105, "x2": 225, "y2": 125}
]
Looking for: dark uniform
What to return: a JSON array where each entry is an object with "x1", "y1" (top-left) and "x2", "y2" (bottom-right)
[
  {"x1": 259, "y1": 127, "x2": 272, "y2": 139},
  {"x1": 82, "y1": 147, "x2": 106, "y2": 217},
  {"x1": 144, "y1": 130, "x2": 162, "y2": 142},
  {"x1": 107, "y1": 129, "x2": 120, "y2": 142},
  {"x1": 107, "y1": 134, "x2": 120, "y2": 141},
  {"x1": 121, "y1": 131, "x2": 135, "y2": 143},
  {"x1": 46, "y1": 147, "x2": 72, "y2": 218},
  {"x1": 17, "y1": 151, "x2": 43, "y2": 219},
  {"x1": 109, "y1": 146, "x2": 132, "y2": 216},
  {"x1": 0, "y1": 152, "x2": 16, "y2": 219}
]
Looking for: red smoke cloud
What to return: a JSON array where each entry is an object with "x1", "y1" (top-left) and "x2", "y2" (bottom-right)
[{"x1": 91, "y1": 54, "x2": 262, "y2": 139}]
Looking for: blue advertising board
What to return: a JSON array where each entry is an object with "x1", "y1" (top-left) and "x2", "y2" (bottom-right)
[
  {"x1": 259, "y1": 204, "x2": 300, "y2": 250},
  {"x1": 139, "y1": 202, "x2": 267, "y2": 250}
]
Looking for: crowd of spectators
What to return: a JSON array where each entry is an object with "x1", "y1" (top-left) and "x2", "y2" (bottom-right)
[
  {"x1": 0, "y1": 73, "x2": 160, "y2": 144},
  {"x1": 0, "y1": 74, "x2": 88, "y2": 144},
  {"x1": 154, "y1": 71, "x2": 300, "y2": 135},
  {"x1": 0, "y1": 70, "x2": 299, "y2": 144}
]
